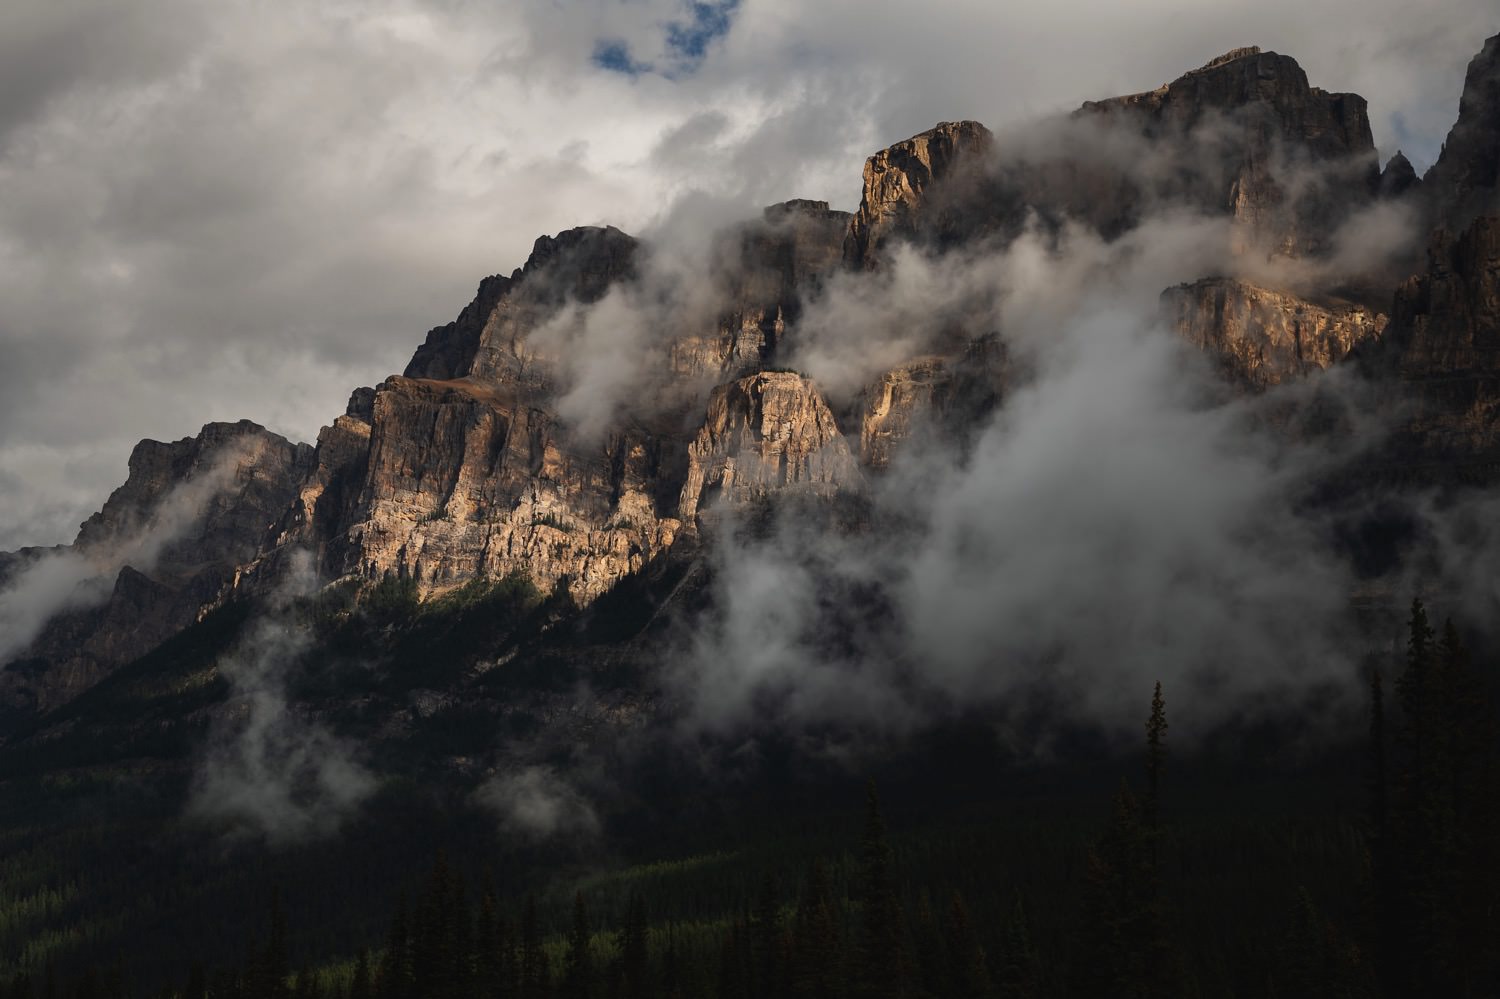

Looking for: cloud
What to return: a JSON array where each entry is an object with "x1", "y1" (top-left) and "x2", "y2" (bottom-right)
[
  {"x1": 667, "y1": 214, "x2": 1391, "y2": 744},
  {"x1": 189, "y1": 551, "x2": 374, "y2": 843},
  {"x1": 0, "y1": 445, "x2": 246, "y2": 664},
  {"x1": 473, "y1": 763, "x2": 601, "y2": 843}
]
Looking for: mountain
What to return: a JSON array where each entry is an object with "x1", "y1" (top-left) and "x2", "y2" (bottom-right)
[
  {"x1": 5, "y1": 38, "x2": 1499, "y2": 724},
  {"x1": 3, "y1": 33, "x2": 1500, "y2": 992}
]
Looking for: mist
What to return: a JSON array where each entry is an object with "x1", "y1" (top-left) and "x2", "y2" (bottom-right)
[
  {"x1": 189, "y1": 551, "x2": 374, "y2": 843},
  {"x1": 0, "y1": 446, "x2": 246, "y2": 664}
]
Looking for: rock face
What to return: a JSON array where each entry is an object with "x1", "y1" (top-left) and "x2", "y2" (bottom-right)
[
  {"x1": 0, "y1": 422, "x2": 312, "y2": 716},
  {"x1": 671, "y1": 200, "x2": 851, "y2": 379},
  {"x1": 252, "y1": 373, "x2": 683, "y2": 605},
  {"x1": 405, "y1": 226, "x2": 640, "y2": 387},
  {"x1": 678, "y1": 372, "x2": 861, "y2": 520},
  {"x1": 844, "y1": 121, "x2": 995, "y2": 268},
  {"x1": 854, "y1": 336, "x2": 1011, "y2": 468},
  {"x1": 1423, "y1": 33, "x2": 1500, "y2": 234},
  {"x1": 1162, "y1": 279, "x2": 1387, "y2": 388},
  {"x1": 1080, "y1": 46, "x2": 1379, "y2": 257},
  {"x1": 1370, "y1": 217, "x2": 1500, "y2": 476}
]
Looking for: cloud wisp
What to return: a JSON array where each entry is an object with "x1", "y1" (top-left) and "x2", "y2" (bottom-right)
[{"x1": 189, "y1": 551, "x2": 374, "y2": 844}]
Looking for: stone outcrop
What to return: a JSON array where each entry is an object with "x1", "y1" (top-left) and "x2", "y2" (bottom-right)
[
  {"x1": 854, "y1": 335, "x2": 1011, "y2": 468},
  {"x1": 250, "y1": 374, "x2": 683, "y2": 605},
  {"x1": 678, "y1": 372, "x2": 862, "y2": 520},
  {"x1": 844, "y1": 121, "x2": 995, "y2": 268},
  {"x1": 404, "y1": 226, "x2": 640, "y2": 386},
  {"x1": 0, "y1": 422, "x2": 312, "y2": 716},
  {"x1": 1080, "y1": 47, "x2": 1379, "y2": 257},
  {"x1": 1423, "y1": 33, "x2": 1500, "y2": 234},
  {"x1": 671, "y1": 200, "x2": 850, "y2": 379},
  {"x1": 1162, "y1": 278, "x2": 1387, "y2": 389}
]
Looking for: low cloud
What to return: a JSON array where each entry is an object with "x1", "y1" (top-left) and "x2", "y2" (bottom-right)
[
  {"x1": 473, "y1": 763, "x2": 602, "y2": 843},
  {"x1": 0, "y1": 446, "x2": 246, "y2": 664},
  {"x1": 189, "y1": 551, "x2": 374, "y2": 843}
]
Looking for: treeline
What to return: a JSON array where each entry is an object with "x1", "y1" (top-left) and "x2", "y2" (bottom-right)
[{"x1": 3, "y1": 599, "x2": 1496, "y2": 998}]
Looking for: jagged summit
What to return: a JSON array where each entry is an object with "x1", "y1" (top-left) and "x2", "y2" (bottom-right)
[
  {"x1": 1192, "y1": 46, "x2": 1263, "y2": 73},
  {"x1": 1423, "y1": 32, "x2": 1500, "y2": 232}
]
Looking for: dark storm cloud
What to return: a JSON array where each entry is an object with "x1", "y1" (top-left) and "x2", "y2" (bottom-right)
[{"x1": 0, "y1": 0, "x2": 1492, "y2": 556}]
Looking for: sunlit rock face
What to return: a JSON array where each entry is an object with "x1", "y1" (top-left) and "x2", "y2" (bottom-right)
[
  {"x1": 679, "y1": 372, "x2": 862, "y2": 522},
  {"x1": 1163, "y1": 279, "x2": 1387, "y2": 389}
]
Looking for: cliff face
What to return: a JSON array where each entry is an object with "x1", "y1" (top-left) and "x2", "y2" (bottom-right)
[
  {"x1": 1424, "y1": 33, "x2": 1500, "y2": 235},
  {"x1": 679, "y1": 372, "x2": 862, "y2": 521},
  {"x1": 844, "y1": 121, "x2": 995, "y2": 268},
  {"x1": 1080, "y1": 46, "x2": 1379, "y2": 258},
  {"x1": 0, "y1": 422, "x2": 311, "y2": 716},
  {"x1": 1162, "y1": 279, "x2": 1387, "y2": 389}
]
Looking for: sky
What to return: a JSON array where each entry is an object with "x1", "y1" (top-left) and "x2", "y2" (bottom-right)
[{"x1": 0, "y1": 0, "x2": 1494, "y2": 551}]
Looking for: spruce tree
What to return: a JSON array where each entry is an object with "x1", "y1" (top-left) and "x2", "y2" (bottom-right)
[
  {"x1": 791, "y1": 860, "x2": 842, "y2": 999},
  {"x1": 619, "y1": 893, "x2": 649, "y2": 999},
  {"x1": 563, "y1": 892, "x2": 592, "y2": 999},
  {"x1": 854, "y1": 782, "x2": 907, "y2": 999},
  {"x1": 520, "y1": 894, "x2": 549, "y2": 999},
  {"x1": 942, "y1": 892, "x2": 993, "y2": 999}
]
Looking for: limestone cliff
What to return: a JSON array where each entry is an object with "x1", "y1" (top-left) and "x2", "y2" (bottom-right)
[
  {"x1": 0, "y1": 421, "x2": 312, "y2": 716},
  {"x1": 1162, "y1": 279, "x2": 1387, "y2": 389},
  {"x1": 1080, "y1": 46, "x2": 1379, "y2": 257},
  {"x1": 844, "y1": 121, "x2": 995, "y2": 268},
  {"x1": 1423, "y1": 33, "x2": 1500, "y2": 235},
  {"x1": 678, "y1": 372, "x2": 862, "y2": 520}
]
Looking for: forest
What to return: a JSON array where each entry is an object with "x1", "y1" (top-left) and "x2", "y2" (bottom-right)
[{"x1": 1, "y1": 599, "x2": 1494, "y2": 999}]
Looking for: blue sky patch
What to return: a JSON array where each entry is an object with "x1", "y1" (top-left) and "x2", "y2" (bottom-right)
[{"x1": 592, "y1": 0, "x2": 741, "y2": 78}]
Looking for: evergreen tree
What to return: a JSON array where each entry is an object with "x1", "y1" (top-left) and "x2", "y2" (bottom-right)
[
  {"x1": 377, "y1": 892, "x2": 412, "y2": 999},
  {"x1": 519, "y1": 894, "x2": 550, "y2": 999},
  {"x1": 750, "y1": 874, "x2": 784, "y2": 999},
  {"x1": 942, "y1": 892, "x2": 992, "y2": 999},
  {"x1": 619, "y1": 893, "x2": 649, "y2": 999},
  {"x1": 854, "y1": 782, "x2": 907, "y2": 999},
  {"x1": 348, "y1": 951, "x2": 372, "y2": 999},
  {"x1": 1144, "y1": 681, "x2": 1167, "y2": 835},
  {"x1": 563, "y1": 892, "x2": 593, "y2": 999},
  {"x1": 791, "y1": 860, "x2": 842, "y2": 999},
  {"x1": 994, "y1": 895, "x2": 1037, "y2": 999},
  {"x1": 475, "y1": 873, "x2": 504, "y2": 996},
  {"x1": 909, "y1": 894, "x2": 945, "y2": 999}
]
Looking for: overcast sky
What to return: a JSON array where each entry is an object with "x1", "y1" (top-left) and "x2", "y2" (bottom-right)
[{"x1": 0, "y1": 0, "x2": 1493, "y2": 550}]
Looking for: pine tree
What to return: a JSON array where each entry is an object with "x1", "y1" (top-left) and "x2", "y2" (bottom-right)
[
  {"x1": 994, "y1": 895, "x2": 1037, "y2": 999},
  {"x1": 943, "y1": 892, "x2": 992, "y2": 999},
  {"x1": 520, "y1": 894, "x2": 550, "y2": 999},
  {"x1": 378, "y1": 892, "x2": 412, "y2": 999},
  {"x1": 854, "y1": 782, "x2": 907, "y2": 999},
  {"x1": 619, "y1": 893, "x2": 649, "y2": 999},
  {"x1": 1144, "y1": 682, "x2": 1167, "y2": 835},
  {"x1": 751, "y1": 874, "x2": 783, "y2": 999},
  {"x1": 791, "y1": 860, "x2": 842, "y2": 999},
  {"x1": 476, "y1": 873, "x2": 503, "y2": 996},
  {"x1": 563, "y1": 892, "x2": 593, "y2": 999},
  {"x1": 348, "y1": 951, "x2": 372, "y2": 999},
  {"x1": 909, "y1": 893, "x2": 945, "y2": 999}
]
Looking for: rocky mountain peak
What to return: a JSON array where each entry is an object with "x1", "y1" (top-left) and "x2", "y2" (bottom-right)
[
  {"x1": 1423, "y1": 32, "x2": 1500, "y2": 233},
  {"x1": 1380, "y1": 151, "x2": 1420, "y2": 198},
  {"x1": 844, "y1": 120, "x2": 994, "y2": 268},
  {"x1": 404, "y1": 225, "x2": 640, "y2": 383}
]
